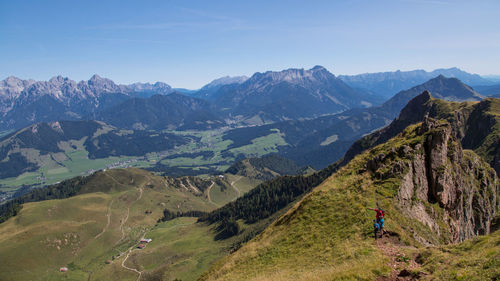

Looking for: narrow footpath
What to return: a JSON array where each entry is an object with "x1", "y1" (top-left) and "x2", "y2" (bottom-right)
[{"x1": 375, "y1": 232, "x2": 423, "y2": 281}]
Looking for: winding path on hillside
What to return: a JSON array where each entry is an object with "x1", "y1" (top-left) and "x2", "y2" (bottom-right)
[
  {"x1": 115, "y1": 185, "x2": 144, "y2": 246},
  {"x1": 94, "y1": 200, "x2": 114, "y2": 239},
  {"x1": 230, "y1": 176, "x2": 243, "y2": 199},
  {"x1": 119, "y1": 221, "x2": 196, "y2": 281},
  {"x1": 185, "y1": 178, "x2": 201, "y2": 193},
  {"x1": 205, "y1": 181, "x2": 219, "y2": 207},
  {"x1": 111, "y1": 174, "x2": 150, "y2": 246},
  {"x1": 122, "y1": 248, "x2": 142, "y2": 281},
  {"x1": 178, "y1": 181, "x2": 189, "y2": 191}
]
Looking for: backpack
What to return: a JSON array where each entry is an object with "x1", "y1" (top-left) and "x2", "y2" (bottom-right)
[{"x1": 378, "y1": 209, "x2": 385, "y2": 217}]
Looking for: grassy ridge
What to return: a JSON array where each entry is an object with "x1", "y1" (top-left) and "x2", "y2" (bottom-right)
[
  {"x1": 200, "y1": 159, "x2": 389, "y2": 280},
  {"x1": 200, "y1": 122, "x2": 499, "y2": 280}
]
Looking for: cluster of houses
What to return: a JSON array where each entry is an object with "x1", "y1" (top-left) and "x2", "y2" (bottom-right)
[
  {"x1": 106, "y1": 159, "x2": 138, "y2": 170},
  {"x1": 137, "y1": 238, "x2": 152, "y2": 249},
  {"x1": 84, "y1": 159, "x2": 140, "y2": 176}
]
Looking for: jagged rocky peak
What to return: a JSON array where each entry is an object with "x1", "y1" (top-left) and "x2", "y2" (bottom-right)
[
  {"x1": 248, "y1": 65, "x2": 334, "y2": 85},
  {"x1": 127, "y1": 81, "x2": 173, "y2": 94},
  {"x1": 48, "y1": 75, "x2": 67, "y2": 84},
  {"x1": 368, "y1": 117, "x2": 498, "y2": 244},
  {"x1": 0, "y1": 76, "x2": 36, "y2": 98},
  {"x1": 153, "y1": 81, "x2": 171, "y2": 88},
  {"x1": 88, "y1": 74, "x2": 105, "y2": 83},
  {"x1": 3, "y1": 76, "x2": 23, "y2": 85},
  {"x1": 87, "y1": 74, "x2": 115, "y2": 87},
  {"x1": 201, "y1": 75, "x2": 249, "y2": 89}
]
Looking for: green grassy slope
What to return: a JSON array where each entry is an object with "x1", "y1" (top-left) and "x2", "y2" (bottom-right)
[
  {"x1": 417, "y1": 228, "x2": 500, "y2": 280},
  {"x1": 200, "y1": 121, "x2": 499, "y2": 281},
  {"x1": 0, "y1": 168, "x2": 253, "y2": 281}
]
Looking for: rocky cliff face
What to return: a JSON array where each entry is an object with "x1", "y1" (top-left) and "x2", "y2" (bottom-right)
[
  {"x1": 368, "y1": 117, "x2": 498, "y2": 244},
  {"x1": 344, "y1": 92, "x2": 500, "y2": 177}
]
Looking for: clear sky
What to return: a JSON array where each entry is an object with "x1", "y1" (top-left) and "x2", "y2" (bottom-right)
[{"x1": 1, "y1": 0, "x2": 499, "y2": 88}]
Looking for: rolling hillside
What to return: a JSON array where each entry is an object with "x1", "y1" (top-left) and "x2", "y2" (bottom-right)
[
  {"x1": 0, "y1": 168, "x2": 261, "y2": 281},
  {"x1": 0, "y1": 120, "x2": 292, "y2": 192}
]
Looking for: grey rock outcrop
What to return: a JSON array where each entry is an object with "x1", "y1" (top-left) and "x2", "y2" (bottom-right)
[{"x1": 395, "y1": 118, "x2": 498, "y2": 244}]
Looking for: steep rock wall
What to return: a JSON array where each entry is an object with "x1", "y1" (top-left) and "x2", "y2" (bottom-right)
[{"x1": 394, "y1": 118, "x2": 498, "y2": 244}]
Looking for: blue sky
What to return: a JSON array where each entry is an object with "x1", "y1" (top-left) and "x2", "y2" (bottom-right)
[{"x1": 1, "y1": 0, "x2": 499, "y2": 88}]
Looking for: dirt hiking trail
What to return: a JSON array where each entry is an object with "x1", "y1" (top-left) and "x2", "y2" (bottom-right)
[{"x1": 375, "y1": 232, "x2": 424, "y2": 281}]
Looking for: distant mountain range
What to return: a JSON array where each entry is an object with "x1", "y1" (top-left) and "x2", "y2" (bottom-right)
[
  {"x1": 0, "y1": 66, "x2": 382, "y2": 130},
  {"x1": 0, "y1": 75, "x2": 175, "y2": 130},
  {"x1": 338, "y1": 67, "x2": 494, "y2": 98},
  {"x1": 1, "y1": 66, "x2": 496, "y2": 133},
  {"x1": 473, "y1": 83, "x2": 500, "y2": 97}
]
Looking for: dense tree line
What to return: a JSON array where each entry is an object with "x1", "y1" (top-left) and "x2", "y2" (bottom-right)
[
  {"x1": 198, "y1": 161, "x2": 341, "y2": 238},
  {"x1": 226, "y1": 154, "x2": 303, "y2": 178},
  {"x1": 214, "y1": 217, "x2": 239, "y2": 240},
  {"x1": 222, "y1": 127, "x2": 275, "y2": 149},
  {"x1": 164, "y1": 150, "x2": 214, "y2": 160},
  {"x1": 148, "y1": 165, "x2": 222, "y2": 178},
  {"x1": 0, "y1": 152, "x2": 38, "y2": 178},
  {"x1": 0, "y1": 175, "x2": 92, "y2": 223},
  {"x1": 158, "y1": 209, "x2": 208, "y2": 222},
  {"x1": 247, "y1": 154, "x2": 302, "y2": 175},
  {"x1": 85, "y1": 131, "x2": 188, "y2": 159}
]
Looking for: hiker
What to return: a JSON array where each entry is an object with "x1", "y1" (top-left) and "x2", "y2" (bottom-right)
[
  {"x1": 368, "y1": 207, "x2": 384, "y2": 221},
  {"x1": 368, "y1": 207, "x2": 386, "y2": 235},
  {"x1": 373, "y1": 220, "x2": 381, "y2": 239}
]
